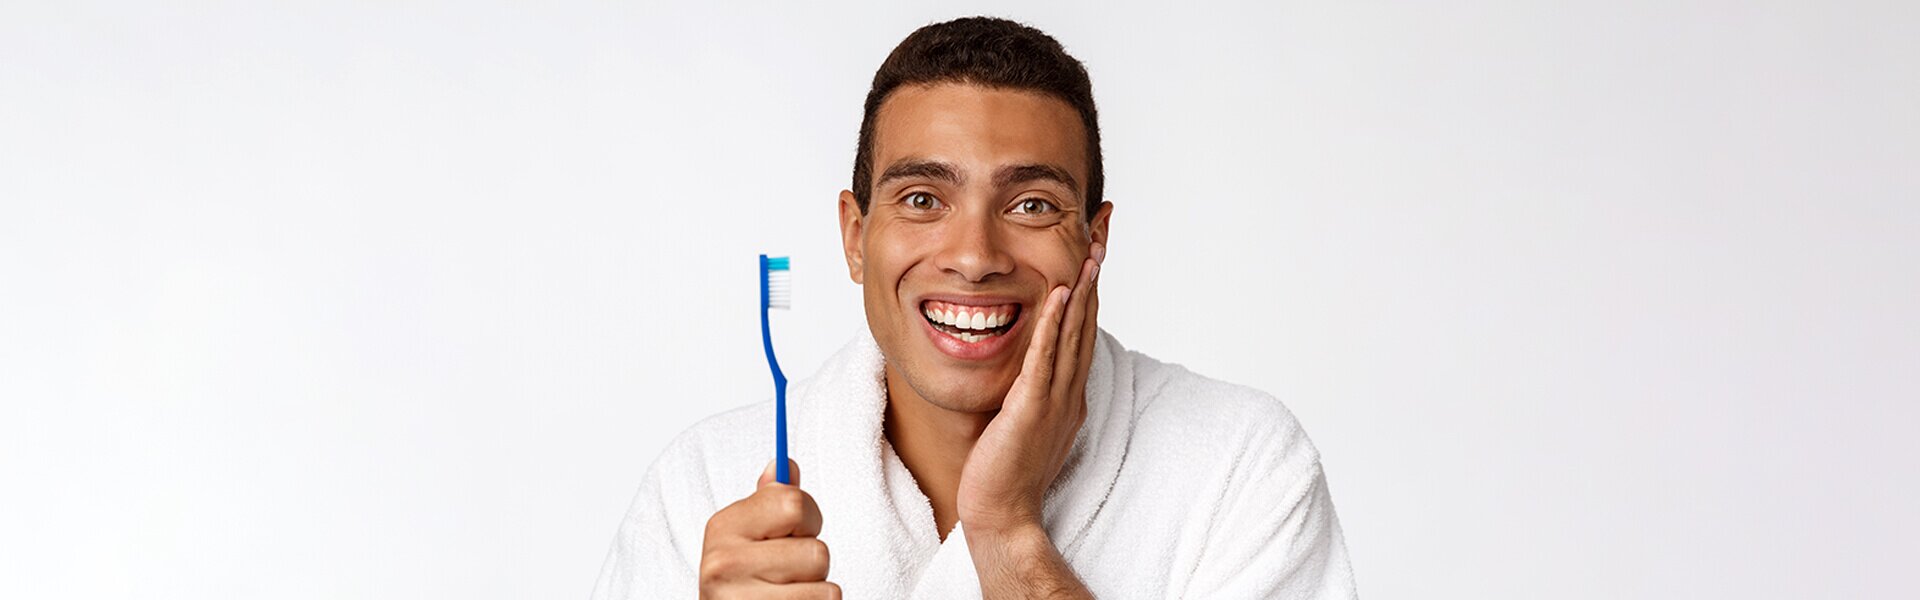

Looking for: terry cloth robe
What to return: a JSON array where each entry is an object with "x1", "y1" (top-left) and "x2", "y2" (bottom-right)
[{"x1": 592, "y1": 330, "x2": 1358, "y2": 599}]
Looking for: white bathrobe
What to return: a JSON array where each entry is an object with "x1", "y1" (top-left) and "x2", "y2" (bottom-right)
[{"x1": 592, "y1": 330, "x2": 1357, "y2": 599}]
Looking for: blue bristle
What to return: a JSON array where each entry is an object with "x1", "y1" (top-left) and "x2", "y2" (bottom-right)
[{"x1": 766, "y1": 256, "x2": 790, "y2": 271}]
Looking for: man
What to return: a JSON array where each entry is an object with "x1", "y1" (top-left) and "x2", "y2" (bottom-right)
[{"x1": 594, "y1": 17, "x2": 1356, "y2": 599}]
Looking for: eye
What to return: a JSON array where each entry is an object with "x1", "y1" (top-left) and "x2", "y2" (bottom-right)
[
  {"x1": 1012, "y1": 197, "x2": 1058, "y2": 215},
  {"x1": 904, "y1": 191, "x2": 944, "y2": 211}
]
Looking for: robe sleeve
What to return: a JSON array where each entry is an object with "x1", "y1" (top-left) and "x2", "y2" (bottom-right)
[
  {"x1": 1180, "y1": 412, "x2": 1359, "y2": 599},
  {"x1": 590, "y1": 436, "x2": 716, "y2": 600}
]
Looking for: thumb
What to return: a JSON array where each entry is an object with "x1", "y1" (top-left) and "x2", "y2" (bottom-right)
[{"x1": 758, "y1": 459, "x2": 801, "y2": 488}]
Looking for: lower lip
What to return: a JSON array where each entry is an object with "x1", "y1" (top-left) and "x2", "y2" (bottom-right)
[{"x1": 919, "y1": 311, "x2": 1022, "y2": 361}]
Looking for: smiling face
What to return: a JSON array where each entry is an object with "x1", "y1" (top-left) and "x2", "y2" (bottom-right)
[{"x1": 838, "y1": 82, "x2": 1113, "y2": 414}]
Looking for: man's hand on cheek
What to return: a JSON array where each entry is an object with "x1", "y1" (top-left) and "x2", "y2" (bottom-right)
[{"x1": 956, "y1": 242, "x2": 1104, "y2": 598}]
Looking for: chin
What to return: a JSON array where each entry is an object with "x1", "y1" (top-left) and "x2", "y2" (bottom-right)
[
  {"x1": 907, "y1": 370, "x2": 1016, "y2": 414},
  {"x1": 925, "y1": 387, "x2": 1008, "y2": 414}
]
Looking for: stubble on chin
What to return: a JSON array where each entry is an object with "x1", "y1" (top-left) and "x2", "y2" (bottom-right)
[{"x1": 897, "y1": 365, "x2": 1015, "y2": 415}]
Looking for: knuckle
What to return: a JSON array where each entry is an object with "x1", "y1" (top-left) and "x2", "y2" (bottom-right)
[
  {"x1": 699, "y1": 549, "x2": 733, "y2": 582},
  {"x1": 777, "y1": 489, "x2": 806, "y2": 522},
  {"x1": 806, "y1": 538, "x2": 831, "y2": 567}
]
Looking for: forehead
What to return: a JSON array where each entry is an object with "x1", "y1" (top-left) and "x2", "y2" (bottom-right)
[{"x1": 872, "y1": 83, "x2": 1088, "y2": 182}]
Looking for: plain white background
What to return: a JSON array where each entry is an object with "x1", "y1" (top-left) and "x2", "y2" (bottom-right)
[{"x1": 3, "y1": 1, "x2": 1915, "y2": 598}]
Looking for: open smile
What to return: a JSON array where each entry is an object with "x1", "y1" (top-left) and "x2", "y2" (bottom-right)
[{"x1": 917, "y1": 298, "x2": 1025, "y2": 360}]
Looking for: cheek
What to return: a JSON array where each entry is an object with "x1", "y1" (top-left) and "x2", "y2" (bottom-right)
[
  {"x1": 869, "y1": 223, "x2": 939, "y2": 279},
  {"x1": 860, "y1": 229, "x2": 906, "y2": 278},
  {"x1": 1017, "y1": 236, "x2": 1084, "y2": 288}
]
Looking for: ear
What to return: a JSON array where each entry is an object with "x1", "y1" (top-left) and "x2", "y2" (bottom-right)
[
  {"x1": 1089, "y1": 200, "x2": 1113, "y2": 248},
  {"x1": 838, "y1": 190, "x2": 866, "y2": 284}
]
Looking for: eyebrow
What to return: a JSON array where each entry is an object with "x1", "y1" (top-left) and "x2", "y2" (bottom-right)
[
  {"x1": 993, "y1": 163, "x2": 1079, "y2": 195},
  {"x1": 876, "y1": 158, "x2": 1080, "y2": 195},
  {"x1": 877, "y1": 159, "x2": 963, "y2": 189}
]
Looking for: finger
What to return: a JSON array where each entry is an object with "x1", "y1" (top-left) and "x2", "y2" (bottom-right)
[
  {"x1": 727, "y1": 537, "x2": 831, "y2": 584},
  {"x1": 745, "y1": 581, "x2": 843, "y2": 600},
  {"x1": 1052, "y1": 256, "x2": 1099, "y2": 400},
  {"x1": 1072, "y1": 244, "x2": 1104, "y2": 394},
  {"x1": 707, "y1": 492, "x2": 758, "y2": 544},
  {"x1": 1079, "y1": 289, "x2": 1099, "y2": 374},
  {"x1": 1014, "y1": 285, "x2": 1071, "y2": 397},
  {"x1": 759, "y1": 459, "x2": 801, "y2": 489},
  {"x1": 749, "y1": 485, "x2": 822, "y2": 539},
  {"x1": 788, "y1": 487, "x2": 824, "y2": 538},
  {"x1": 715, "y1": 484, "x2": 824, "y2": 541}
]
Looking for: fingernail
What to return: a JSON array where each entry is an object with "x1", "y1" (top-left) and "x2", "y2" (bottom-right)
[
  {"x1": 1091, "y1": 243, "x2": 1107, "y2": 265},
  {"x1": 1091, "y1": 264, "x2": 1100, "y2": 282}
]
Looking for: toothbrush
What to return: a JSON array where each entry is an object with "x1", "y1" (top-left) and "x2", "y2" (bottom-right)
[{"x1": 759, "y1": 254, "x2": 792, "y2": 484}]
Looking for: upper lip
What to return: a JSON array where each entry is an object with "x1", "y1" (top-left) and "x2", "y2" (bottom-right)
[{"x1": 915, "y1": 293, "x2": 1027, "y2": 309}]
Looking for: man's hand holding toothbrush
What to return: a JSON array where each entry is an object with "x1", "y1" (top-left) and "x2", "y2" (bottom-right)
[{"x1": 699, "y1": 460, "x2": 837, "y2": 599}]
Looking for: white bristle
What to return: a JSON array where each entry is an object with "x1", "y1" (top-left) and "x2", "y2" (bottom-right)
[{"x1": 766, "y1": 271, "x2": 791, "y2": 309}]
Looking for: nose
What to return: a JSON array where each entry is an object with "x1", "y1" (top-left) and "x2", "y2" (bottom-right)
[{"x1": 931, "y1": 209, "x2": 1015, "y2": 283}]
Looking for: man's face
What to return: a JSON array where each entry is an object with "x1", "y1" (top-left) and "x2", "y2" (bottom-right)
[{"x1": 839, "y1": 82, "x2": 1112, "y2": 414}]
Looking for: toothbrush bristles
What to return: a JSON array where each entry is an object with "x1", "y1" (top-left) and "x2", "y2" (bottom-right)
[{"x1": 766, "y1": 269, "x2": 791, "y2": 310}]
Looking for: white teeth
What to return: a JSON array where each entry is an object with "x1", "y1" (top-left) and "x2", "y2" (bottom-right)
[{"x1": 924, "y1": 302, "x2": 1017, "y2": 338}]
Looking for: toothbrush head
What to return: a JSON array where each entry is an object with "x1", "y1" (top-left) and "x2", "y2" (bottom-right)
[{"x1": 761, "y1": 255, "x2": 791, "y2": 310}]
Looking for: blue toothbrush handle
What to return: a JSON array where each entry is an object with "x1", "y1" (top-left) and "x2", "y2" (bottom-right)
[{"x1": 775, "y1": 375, "x2": 790, "y2": 485}]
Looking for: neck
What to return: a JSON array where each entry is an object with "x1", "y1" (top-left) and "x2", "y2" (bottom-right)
[{"x1": 881, "y1": 363, "x2": 992, "y2": 542}]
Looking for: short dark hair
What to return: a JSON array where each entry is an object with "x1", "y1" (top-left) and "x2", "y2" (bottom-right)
[{"x1": 852, "y1": 17, "x2": 1103, "y2": 219}]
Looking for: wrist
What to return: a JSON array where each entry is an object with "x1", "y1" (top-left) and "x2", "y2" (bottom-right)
[
  {"x1": 965, "y1": 520, "x2": 1087, "y2": 599},
  {"x1": 964, "y1": 516, "x2": 1048, "y2": 548},
  {"x1": 956, "y1": 496, "x2": 1044, "y2": 541},
  {"x1": 964, "y1": 519, "x2": 1054, "y2": 576}
]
